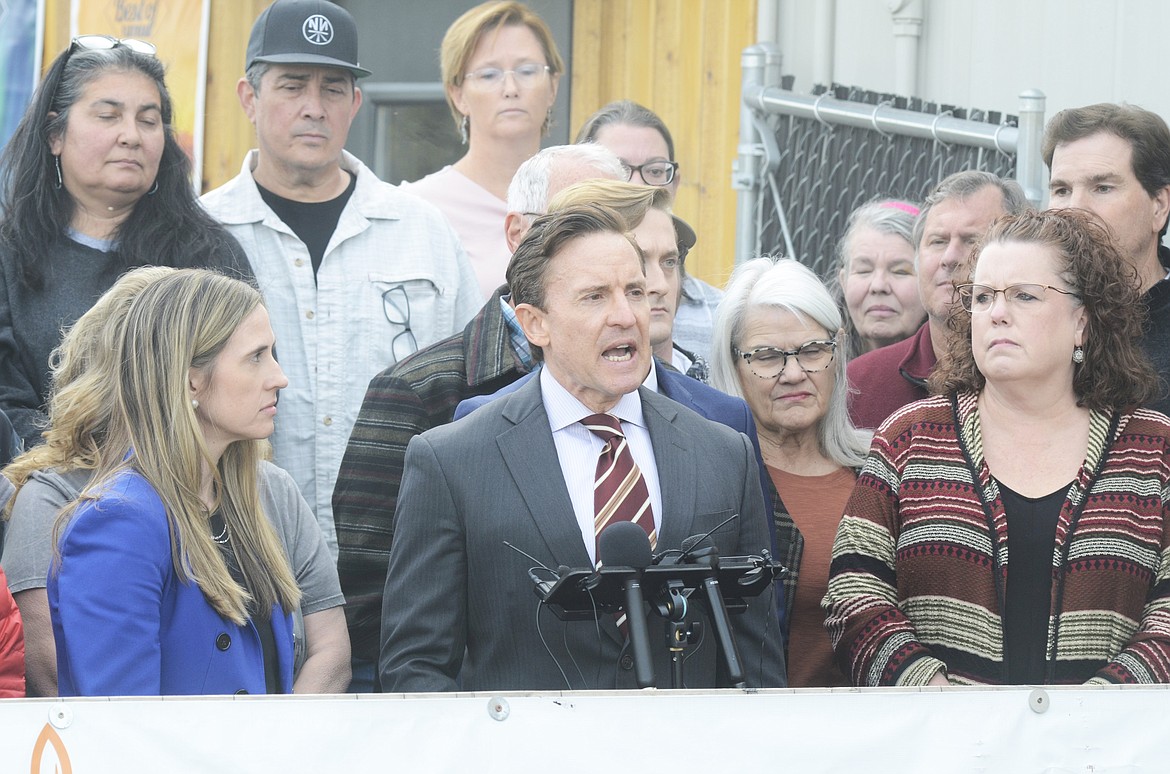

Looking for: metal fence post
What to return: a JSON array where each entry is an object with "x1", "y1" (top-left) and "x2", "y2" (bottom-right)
[
  {"x1": 1016, "y1": 89, "x2": 1047, "y2": 208},
  {"x1": 733, "y1": 45, "x2": 769, "y2": 267}
]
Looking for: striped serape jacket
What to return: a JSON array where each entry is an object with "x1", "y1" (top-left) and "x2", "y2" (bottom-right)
[{"x1": 824, "y1": 392, "x2": 1170, "y2": 686}]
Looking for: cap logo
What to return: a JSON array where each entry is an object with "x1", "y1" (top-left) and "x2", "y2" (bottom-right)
[{"x1": 302, "y1": 14, "x2": 334, "y2": 46}]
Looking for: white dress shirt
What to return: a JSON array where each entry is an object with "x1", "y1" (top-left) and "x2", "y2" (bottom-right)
[{"x1": 539, "y1": 367, "x2": 663, "y2": 565}]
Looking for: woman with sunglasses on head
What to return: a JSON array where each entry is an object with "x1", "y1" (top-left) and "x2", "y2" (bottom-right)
[
  {"x1": 710, "y1": 257, "x2": 872, "y2": 686},
  {"x1": 403, "y1": 2, "x2": 563, "y2": 298},
  {"x1": 0, "y1": 36, "x2": 251, "y2": 449},
  {"x1": 825, "y1": 209, "x2": 1170, "y2": 686}
]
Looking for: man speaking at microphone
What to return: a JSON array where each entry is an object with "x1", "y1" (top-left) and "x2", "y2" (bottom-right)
[{"x1": 379, "y1": 204, "x2": 785, "y2": 692}]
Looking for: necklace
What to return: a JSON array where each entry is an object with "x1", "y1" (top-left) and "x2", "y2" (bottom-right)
[{"x1": 210, "y1": 514, "x2": 230, "y2": 545}]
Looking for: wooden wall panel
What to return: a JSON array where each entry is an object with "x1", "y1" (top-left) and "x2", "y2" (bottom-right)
[
  {"x1": 571, "y1": 0, "x2": 756, "y2": 289},
  {"x1": 203, "y1": 0, "x2": 269, "y2": 191}
]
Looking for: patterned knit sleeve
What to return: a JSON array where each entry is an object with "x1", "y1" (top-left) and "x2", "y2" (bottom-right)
[
  {"x1": 822, "y1": 428, "x2": 948, "y2": 686},
  {"x1": 1090, "y1": 478, "x2": 1170, "y2": 685}
]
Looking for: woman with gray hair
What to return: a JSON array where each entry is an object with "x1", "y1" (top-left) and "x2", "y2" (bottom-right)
[
  {"x1": 710, "y1": 257, "x2": 871, "y2": 686},
  {"x1": 832, "y1": 198, "x2": 925, "y2": 360}
]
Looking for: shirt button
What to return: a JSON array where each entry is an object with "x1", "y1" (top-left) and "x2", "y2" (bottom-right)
[
  {"x1": 294, "y1": 258, "x2": 304, "y2": 267},
  {"x1": 305, "y1": 310, "x2": 315, "y2": 320},
  {"x1": 323, "y1": 416, "x2": 333, "y2": 426},
  {"x1": 216, "y1": 633, "x2": 232, "y2": 651},
  {"x1": 619, "y1": 654, "x2": 634, "y2": 671}
]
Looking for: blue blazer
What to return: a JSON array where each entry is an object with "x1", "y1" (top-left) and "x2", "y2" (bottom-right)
[{"x1": 49, "y1": 470, "x2": 294, "y2": 696}]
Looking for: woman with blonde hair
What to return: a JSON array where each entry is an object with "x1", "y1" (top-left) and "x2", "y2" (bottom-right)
[
  {"x1": 403, "y1": 1, "x2": 563, "y2": 296},
  {"x1": 44, "y1": 269, "x2": 307, "y2": 695},
  {"x1": 5, "y1": 269, "x2": 348, "y2": 696}
]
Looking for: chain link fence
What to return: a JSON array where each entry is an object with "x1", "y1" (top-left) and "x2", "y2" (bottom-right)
[{"x1": 734, "y1": 44, "x2": 1046, "y2": 280}]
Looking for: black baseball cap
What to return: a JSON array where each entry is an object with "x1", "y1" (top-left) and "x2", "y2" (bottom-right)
[{"x1": 246, "y1": 0, "x2": 371, "y2": 78}]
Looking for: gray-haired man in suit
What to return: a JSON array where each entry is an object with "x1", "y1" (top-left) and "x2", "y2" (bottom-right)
[{"x1": 379, "y1": 204, "x2": 786, "y2": 692}]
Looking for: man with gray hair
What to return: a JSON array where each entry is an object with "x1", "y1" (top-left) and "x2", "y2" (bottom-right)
[
  {"x1": 201, "y1": 0, "x2": 481, "y2": 555},
  {"x1": 332, "y1": 143, "x2": 625, "y2": 689},
  {"x1": 848, "y1": 171, "x2": 1028, "y2": 429}
]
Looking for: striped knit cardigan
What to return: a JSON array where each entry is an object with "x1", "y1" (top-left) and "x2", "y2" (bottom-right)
[{"x1": 824, "y1": 392, "x2": 1170, "y2": 686}]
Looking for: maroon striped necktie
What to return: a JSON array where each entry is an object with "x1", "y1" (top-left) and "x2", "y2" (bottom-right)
[{"x1": 581, "y1": 413, "x2": 656, "y2": 559}]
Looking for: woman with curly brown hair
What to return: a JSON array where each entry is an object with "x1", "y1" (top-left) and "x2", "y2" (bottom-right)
[{"x1": 824, "y1": 208, "x2": 1170, "y2": 686}]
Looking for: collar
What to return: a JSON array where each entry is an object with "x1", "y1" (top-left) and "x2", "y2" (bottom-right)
[
  {"x1": 899, "y1": 322, "x2": 938, "y2": 386},
  {"x1": 498, "y1": 294, "x2": 534, "y2": 370},
  {"x1": 209, "y1": 150, "x2": 406, "y2": 226},
  {"x1": 540, "y1": 366, "x2": 646, "y2": 432}
]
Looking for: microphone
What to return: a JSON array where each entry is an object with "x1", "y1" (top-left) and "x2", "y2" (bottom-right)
[
  {"x1": 597, "y1": 522, "x2": 656, "y2": 688},
  {"x1": 652, "y1": 512, "x2": 739, "y2": 566},
  {"x1": 682, "y1": 537, "x2": 746, "y2": 688}
]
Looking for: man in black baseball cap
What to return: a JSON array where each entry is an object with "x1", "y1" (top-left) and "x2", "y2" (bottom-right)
[{"x1": 202, "y1": 0, "x2": 483, "y2": 696}]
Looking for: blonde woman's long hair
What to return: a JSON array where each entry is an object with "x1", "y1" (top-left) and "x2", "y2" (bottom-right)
[
  {"x1": 3, "y1": 266, "x2": 176, "y2": 514},
  {"x1": 65, "y1": 269, "x2": 299, "y2": 625}
]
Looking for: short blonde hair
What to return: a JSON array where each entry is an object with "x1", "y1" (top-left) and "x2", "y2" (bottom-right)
[{"x1": 440, "y1": 1, "x2": 563, "y2": 128}]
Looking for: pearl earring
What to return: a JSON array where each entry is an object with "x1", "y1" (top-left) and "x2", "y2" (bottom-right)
[{"x1": 192, "y1": 398, "x2": 200, "y2": 409}]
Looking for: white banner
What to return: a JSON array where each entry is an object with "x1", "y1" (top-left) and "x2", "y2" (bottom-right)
[{"x1": 3, "y1": 686, "x2": 1169, "y2": 772}]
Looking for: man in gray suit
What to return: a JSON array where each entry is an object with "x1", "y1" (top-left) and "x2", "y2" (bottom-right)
[{"x1": 379, "y1": 204, "x2": 785, "y2": 692}]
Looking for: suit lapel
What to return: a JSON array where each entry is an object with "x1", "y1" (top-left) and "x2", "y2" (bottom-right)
[
  {"x1": 497, "y1": 378, "x2": 593, "y2": 569},
  {"x1": 641, "y1": 387, "x2": 696, "y2": 548}
]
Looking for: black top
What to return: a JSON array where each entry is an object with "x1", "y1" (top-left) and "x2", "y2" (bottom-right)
[
  {"x1": 256, "y1": 172, "x2": 357, "y2": 277},
  {"x1": 0, "y1": 235, "x2": 251, "y2": 448},
  {"x1": 998, "y1": 479, "x2": 1066, "y2": 685},
  {"x1": 212, "y1": 512, "x2": 281, "y2": 694}
]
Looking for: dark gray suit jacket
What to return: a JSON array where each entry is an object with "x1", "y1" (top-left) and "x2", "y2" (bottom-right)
[{"x1": 379, "y1": 376, "x2": 786, "y2": 692}]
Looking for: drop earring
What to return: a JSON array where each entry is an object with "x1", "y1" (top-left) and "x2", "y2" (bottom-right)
[
  {"x1": 53, "y1": 155, "x2": 63, "y2": 190},
  {"x1": 460, "y1": 115, "x2": 469, "y2": 145},
  {"x1": 1072, "y1": 346, "x2": 1084, "y2": 364}
]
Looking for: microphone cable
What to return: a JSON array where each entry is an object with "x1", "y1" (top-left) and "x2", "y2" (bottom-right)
[{"x1": 533, "y1": 594, "x2": 573, "y2": 690}]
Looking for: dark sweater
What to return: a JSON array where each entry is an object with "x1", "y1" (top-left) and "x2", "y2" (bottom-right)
[
  {"x1": 1140, "y1": 245, "x2": 1170, "y2": 416},
  {"x1": 0, "y1": 235, "x2": 250, "y2": 447}
]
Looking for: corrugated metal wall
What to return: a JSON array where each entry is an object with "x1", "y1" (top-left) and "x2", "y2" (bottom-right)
[{"x1": 571, "y1": 0, "x2": 755, "y2": 288}]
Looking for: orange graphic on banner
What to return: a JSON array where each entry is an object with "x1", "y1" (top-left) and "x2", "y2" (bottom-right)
[{"x1": 30, "y1": 723, "x2": 72, "y2": 774}]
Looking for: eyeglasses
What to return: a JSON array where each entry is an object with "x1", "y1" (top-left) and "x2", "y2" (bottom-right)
[
  {"x1": 956, "y1": 283, "x2": 1080, "y2": 313},
  {"x1": 733, "y1": 340, "x2": 837, "y2": 379},
  {"x1": 382, "y1": 286, "x2": 419, "y2": 363},
  {"x1": 624, "y1": 160, "x2": 678, "y2": 187},
  {"x1": 462, "y1": 63, "x2": 550, "y2": 90},
  {"x1": 69, "y1": 35, "x2": 157, "y2": 57}
]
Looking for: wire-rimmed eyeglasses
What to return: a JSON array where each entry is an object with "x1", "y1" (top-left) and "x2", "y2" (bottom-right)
[
  {"x1": 733, "y1": 340, "x2": 837, "y2": 379},
  {"x1": 462, "y1": 63, "x2": 550, "y2": 90},
  {"x1": 955, "y1": 283, "x2": 1080, "y2": 313},
  {"x1": 382, "y1": 286, "x2": 419, "y2": 363},
  {"x1": 624, "y1": 160, "x2": 678, "y2": 187}
]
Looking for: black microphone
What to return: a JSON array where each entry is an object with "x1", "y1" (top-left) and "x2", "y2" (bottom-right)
[
  {"x1": 681, "y1": 536, "x2": 746, "y2": 688},
  {"x1": 652, "y1": 512, "x2": 740, "y2": 566},
  {"x1": 597, "y1": 522, "x2": 656, "y2": 688}
]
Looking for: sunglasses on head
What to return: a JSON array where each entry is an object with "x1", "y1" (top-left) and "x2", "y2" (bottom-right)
[{"x1": 68, "y1": 34, "x2": 157, "y2": 58}]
